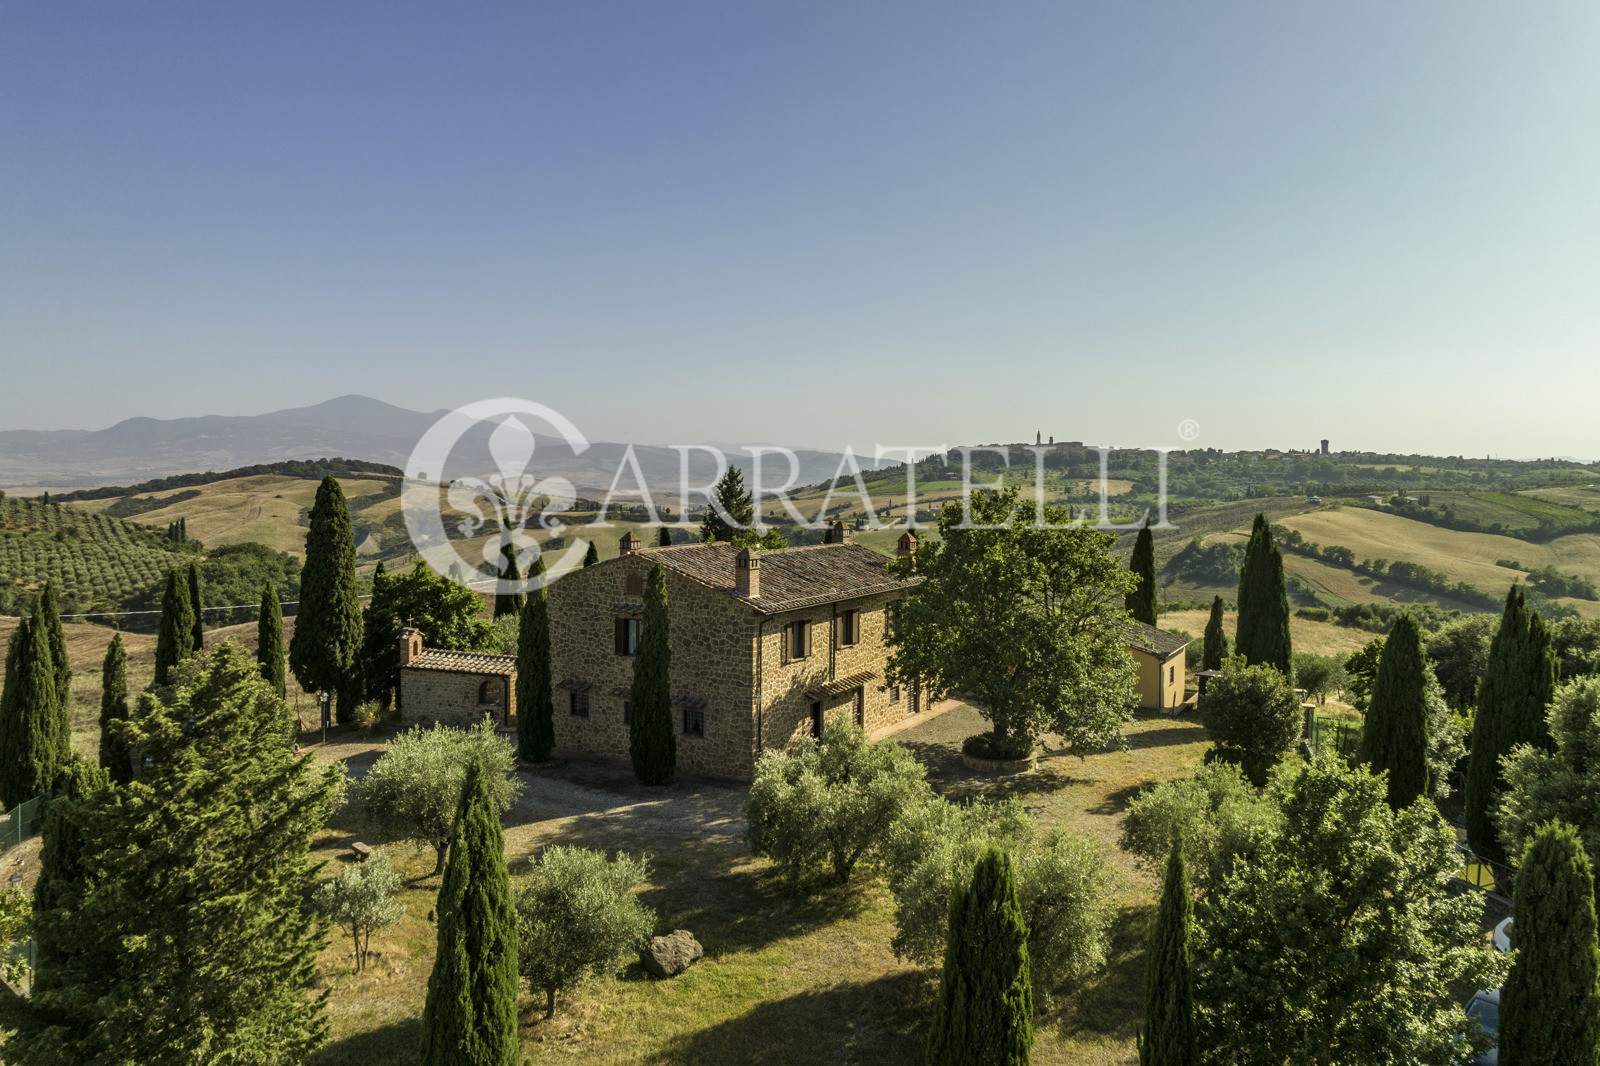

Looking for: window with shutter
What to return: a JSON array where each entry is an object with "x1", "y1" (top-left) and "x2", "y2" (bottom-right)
[{"x1": 800, "y1": 620, "x2": 812, "y2": 658}]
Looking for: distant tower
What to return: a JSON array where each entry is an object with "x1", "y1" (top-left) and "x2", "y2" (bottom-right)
[
  {"x1": 1036, "y1": 430, "x2": 1041, "y2": 446},
  {"x1": 1320, "y1": 439, "x2": 1329, "y2": 456},
  {"x1": 1049, "y1": 435, "x2": 1054, "y2": 445}
]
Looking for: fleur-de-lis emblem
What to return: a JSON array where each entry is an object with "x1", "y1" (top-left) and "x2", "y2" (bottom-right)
[{"x1": 447, "y1": 416, "x2": 575, "y2": 574}]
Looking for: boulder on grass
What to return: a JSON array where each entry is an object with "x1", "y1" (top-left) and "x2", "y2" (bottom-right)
[{"x1": 641, "y1": 930, "x2": 703, "y2": 978}]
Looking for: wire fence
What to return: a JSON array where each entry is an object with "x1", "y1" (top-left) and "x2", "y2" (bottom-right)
[
  {"x1": 1310, "y1": 713, "x2": 1362, "y2": 762},
  {"x1": 0, "y1": 796, "x2": 45, "y2": 855}
]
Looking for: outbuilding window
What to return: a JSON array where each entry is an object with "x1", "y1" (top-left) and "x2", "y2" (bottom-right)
[
  {"x1": 569, "y1": 691, "x2": 590, "y2": 717},
  {"x1": 682, "y1": 707, "x2": 705, "y2": 737}
]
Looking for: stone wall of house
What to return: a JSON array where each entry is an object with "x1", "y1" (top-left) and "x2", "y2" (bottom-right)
[
  {"x1": 400, "y1": 668, "x2": 513, "y2": 729},
  {"x1": 757, "y1": 589, "x2": 910, "y2": 752},
  {"x1": 548, "y1": 551, "x2": 756, "y2": 779}
]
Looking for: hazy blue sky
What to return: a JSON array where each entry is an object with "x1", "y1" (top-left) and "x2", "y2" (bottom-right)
[{"x1": 3, "y1": 2, "x2": 1596, "y2": 456}]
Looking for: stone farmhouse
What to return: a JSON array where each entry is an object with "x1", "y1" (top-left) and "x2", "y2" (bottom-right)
[{"x1": 543, "y1": 525, "x2": 924, "y2": 780}]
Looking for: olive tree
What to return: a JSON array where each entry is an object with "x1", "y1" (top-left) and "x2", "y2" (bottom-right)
[
  {"x1": 315, "y1": 850, "x2": 406, "y2": 973},
  {"x1": 515, "y1": 846, "x2": 656, "y2": 1017},
  {"x1": 353, "y1": 718, "x2": 522, "y2": 874},
  {"x1": 1119, "y1": 760, "x2": 1279, "y2": 894},
  {"x1": 744, "y1": 718, "x2": 935, "y2": 884}
]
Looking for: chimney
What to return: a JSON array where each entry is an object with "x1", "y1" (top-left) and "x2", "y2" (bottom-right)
[
  {"x1": 897, "y1": 530, "x2": 919, "y2": 559},
  {"x1": 735, "y1": 547, "x2": 759, "y2": 598},
  {"x1": 826, "y1": 520, "x2": 850, "y2": 545},
  {"x1": 618, "y1": 531, "x2": 642, "y2": 556},
  {"x1": 398, "y1": 627, "x2": 423, "y2": 667}
]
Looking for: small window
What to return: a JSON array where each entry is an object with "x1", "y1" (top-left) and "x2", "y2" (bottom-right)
[
  {"x1": 622, "y1": 699, "x2": 631, "y2": 725},
  {"x1": 789, "y1": 620, "x2": 812, "y2": 660},
  {"x1": 625, "y1": 572, "x2": 644, "y2": 596},
  {"x1": 569, "y1": 691, "x2": 590, "y2": 717},
  {"x1": 1168, "y1": 665, "x2": 1175, "y2": 684},
  {"x1": 682, "y1": 707, "x2": 704, "y2": 736},
  {"x1": 839, "y1": 609, "x2": 860, "y2": 647},
  {"x1": 478, "y1": 679, "x2": 501, "y2": 705},
  {"x1": 614, "y1": 617, "x2": 642, "y2": 655},
  {"x1": 890, "y1": 684, "x2": 901, "y2": 703}
]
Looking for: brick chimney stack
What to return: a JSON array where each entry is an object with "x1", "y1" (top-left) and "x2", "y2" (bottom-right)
[
  {"x1": 618, "y1": 531, "x2": 642, "y2": 556},
  {"x1": 897, "y1": 530, "x2": 919, "y2": 559},
  {"x1": 398, "y1": 627, "x2": 423, "y2": 667},
  {"x1": 735, "y1": 547, "x2": 760, "y2": 598},
  {"x1": 825, "y1": 520, "x2": 850, "y2": 545}
]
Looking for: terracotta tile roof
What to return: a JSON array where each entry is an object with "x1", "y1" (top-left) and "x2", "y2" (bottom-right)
[
  {"x1": 804, "y1": 670, "x2": 879, "y2": 701},
  {"x1": 404, "y1": 649, "x2": 517, "y2": 676},
  {"x1": 1125, "y1": 621, "x2": 1190, "y2": 660},
  {"x1": 635, "y1": 542, "x2": 918, "y2": 614}
]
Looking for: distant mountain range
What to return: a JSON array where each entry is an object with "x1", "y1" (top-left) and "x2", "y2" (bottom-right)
[{"x1": 0, "y1": 395, "x2": 890, "y2": 495}]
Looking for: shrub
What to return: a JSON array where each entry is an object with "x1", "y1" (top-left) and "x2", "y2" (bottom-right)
[
  {"x1": 353, "y1": 718, "x2": 522, "y2": 874},
  {"x1": 1201, "y1": 659, "x2": 1303, "y2": 786},
  {"x1": 1497, "y1": 677, "x2": 1600, "y2": 866},
  {"x1": 1119, "y1": 761, "x2": 1278, "y2": 895},
  {"x1": 745, "y1": 719, "x2": 934, "y2": 884},
  {"x1": 515, "y1": 846, "x2": 656, "y2": 1017},
  {"x1": 962, "y1": 732, "x2": 1035, "y2": 761},
  {"x1": 315, "y1": 850, "x2": 406, "y2": 973}
]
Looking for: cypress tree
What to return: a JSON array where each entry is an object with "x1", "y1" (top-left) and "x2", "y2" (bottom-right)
[
  {"x1": 629, "y1": 563, "x2": 675, "y2": 786},
  {"x1": 1141, "y1": 840, "x2": 1196, "y2": 1066},
  {"x1": 1235, "y1": 514, "x2": 1292, "y2": 676},
  {"x1": 657, "y1": 525, "x2": 671, "y2": 547},
  {"x1": 36, "y1": 583, "x2": 72, "y2": 762},
  {"x1": 32, "y1": 756, "x2": 110, "y2": 993},
  {"x1": 188, "y1": 562, "x2": 205, "y2": 652},
  {"x1": 493, "y1": 543, "x2": 523, "y2": 619},
  {"x1": 154, "y1": 567, "x2": 195, "y2": 687},
  {"x1": 289, "y1": 476, "x2": 364, "y2": 724},
  {"x1": 1498, "y1": 821, "x2": 1600, "y2": 1066},
  {"x1": 1127, "y1": 521, "x2": 1157, "y2": 626},
  {"x1": 516, "y1": 553, "x2": 555, "y2": 763},
  {"x1": 98, "y1": 633, "x2": 133, "y2": 785},
  {"x1": 1467, "y1": 586, "x2": 1533, "y2": 861},
  {"x1": 699, "y1": 467, "x2": 755, "y2": 543},
  {"x1": 359, "y1": 562, "x2": 400, "y2": 712},
  {"x1": 1524, "y1": 612, "x2": 1558, "y2": 752},
  {"x1": 12, "y1": 643, "x2": 342, "y2": 1063},
  {"x1": 1358, "y1": 613, "x2": 1429, "y2": 810},
  {"x1": 1202, "y1": 596, "x2": 1228, "y2": 672},
  {"x1": 419, "y1": 756, "x2": 520, "y2": 1066},
  {"x1": 582, "y1": 541, "x2": 599, "y2": 567},
  {"x1": 257, "y1": 581, "x2": 287, "y2": 700},
  {"x1": 0, "y1": 617, "x2": 58, "y2": 807},
  {"x1": 926, "y1": 846, "x2": 1033, "y2": 1066}
]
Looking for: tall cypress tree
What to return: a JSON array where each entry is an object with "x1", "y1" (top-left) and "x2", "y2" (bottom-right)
[
  {"x1": 289, "y1": 476, "x2": 363, "y2": 724},
  {"x1": 36, "y1": 583, "x2": 72, "y2": 762},
  {"x1": 629, "y1": 563, "x2": 674, "y2": 786},
  {"x1": 187, "y1": 562, "x2": 205, "y2": 652},
  {"x1": 98, "y1": 633, "x2": 133, "y2": 785},
  {"x1": 1524, "y1": 612, "x2": 1558, "y2": 752},
  {"x1": 657, "y1": 525, "x2": 671, "y2": 547},
  {"x1": 12, "y1": 643, "x2": 342, "y2": 1063},
  {"x1": 1498, "y1": 820, "x2": 1600, "y2": 1066},
  {"x1": 699, "y1": 467, "x2": 755, "y2": 543},
  {"x1": 1141, "y1": 840, "x2": 1196, "y2": 1066},
  {"x1": 419, "y1": 756, "x2": 520, "y2": 1066},
  {"x1": 516, "y1": 553, "x2": 555, "y2": 763},
  {"x1": 1467, "y1": 586, "x2": 1533, "y2": 860},
  {"x1": 32, "y1": 756, "x2": 110, "y2": 993},
  {"x1": 926, "y1": 846, "x2": 1033, "y2": 1066},
  {"x1": 257, "y1": 581, "x2": 287, "y2": 700},
  {"x1": 0, "y1": 617, "x2": 58, "y2": 807},
  {"x1": 1235, "y1": 514, "x2": 1292, "y2": 675},
  {"x1": 1357, "y1": 612, "x2": 1429, "y2": 810},
  {"x1": 1202, "y1": 596, "x2": 1228, "y2": 672},
  {"x1": 154, "y1": 567, "x2": 195, "y2": 687},
  {"x1": 359, "y1": 562, "x2": 401, "y2": 713},
  {"x1": 493, "y1": 543, "x2": 523, "y2": 619},
  {"x1": 1127, "y1": 521, "x2": 1158, "y2": 626},
  {"x1": 582, "y1": 541, "x2": 599, "y2": 567}
]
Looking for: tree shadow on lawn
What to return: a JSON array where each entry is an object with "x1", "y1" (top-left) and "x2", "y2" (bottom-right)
[
  {"x1": 309, "y1": 1017, "x2": 420, "y2": 1066},
  {"x1": 1040, "y1": 901, "x2": 1155, "y2": 1045},
  {"x1": 1087, "y1": 780, "x2": 1159, "y2": 817},
  {"x1": 639, "y1": 970, "x2": 932, "y2": 1066},
  {"x1": 1120, "y1": 724, "x2": 1209, "y2": 752}
]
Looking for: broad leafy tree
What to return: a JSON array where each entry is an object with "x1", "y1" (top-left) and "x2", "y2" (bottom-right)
[
  {"x1": 1202, "y1": 596, "x2": 1228, "y2": 672},
  {"x1": 1141, "y1": 840, "x2": 1197, "y2": 1066},
  {"x1": 14, "y1": 642, "x2": 344, "y2": 1065},
  {"x1": 1498, "y1": 820, "x2": 1600, "y2": 1065},
  {"x1": 289, "y1": 476, "x2": 363, "y2": 723},
  {"x1": 699, "y1": 466, "x2": 755, "y2": 543},
  {"x1": 1201, "y1": 659, "x2": 1302, "y2": 786},
  {"x1": 1127, "y1": 520, "x2": 1157, "y2": 626},
  {"x1": 1194, "y1": 754, "x2": 1505, "y2": 1065},
  {"x1": 353, "y1": 718, "x2": 522, "y2": 874},
  {"x1": 515, "y1": 846, "x2": 656, "y2": 1017},
  {"x1": 1119, "y1": 761, "x2": 1278, "y2": 895},
  {"x1": 97, "y1": 633, "x2": 133, "y2": 784},
  {"x1": 1425, "y1": 613, "x2": 1496, "y2": 711},
  {"x1": 516, "y1": 553, "x2": 555, "y2": 762},
  {"x1": 419, "y1": 756, "x2": 520, "y2": 1066},
  {"x1": 1235, "y1": 514, "x2": 1291, "y2": 675},
  {"x1": 360, "y1": 561, "x2": 498, "y2": 711},
  {"x1": 1358, "y1": 613, "x2": 1429, "y2": 810},
  {"x1": 886, "y1": 487, "x2": 1138, "y2": 753},
  {"x1": 926, "y1": 847, "x2": 1033, "y2": 1066},
  {"x1": 153, "y1": 567, "x2": 195, "y2": 687},
  {"x1": 629, "y1": 563, "x2": 674, "y2": 785},
  {"x1": 1498, "y1": 677, "x2": 1600, "y2": 867}
]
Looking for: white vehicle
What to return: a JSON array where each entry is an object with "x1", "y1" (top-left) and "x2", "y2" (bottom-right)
[
  {"x1": 1493, "y1": 917, "x2": 1513, "y2": 953},
  {"x1": 1464, "y1": 989, "x2": 1499, "y2": 1066}
]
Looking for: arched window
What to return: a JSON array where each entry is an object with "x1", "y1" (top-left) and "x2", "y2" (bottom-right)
[{"x1": 479, "y1": 679, "x2": 502, "y2": 705}]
